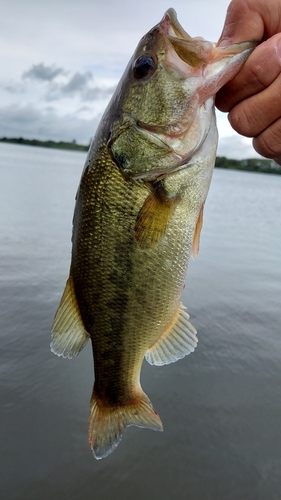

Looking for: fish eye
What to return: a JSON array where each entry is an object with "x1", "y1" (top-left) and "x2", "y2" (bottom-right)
[{"x1": 133, "y1": 54, "x2": 156, "y2": 79}]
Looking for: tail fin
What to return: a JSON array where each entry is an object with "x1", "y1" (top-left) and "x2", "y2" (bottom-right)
[{"x1": 89, "y1": 391, "x2": 163, "y2": 459}]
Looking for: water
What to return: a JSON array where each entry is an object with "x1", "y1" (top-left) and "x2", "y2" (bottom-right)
[{"x1": 1, "y1": 142, "x2": 280, "y2": 500}]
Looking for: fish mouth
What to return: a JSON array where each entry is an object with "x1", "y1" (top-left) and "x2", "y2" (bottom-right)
[
  {"x1": 159, "y1": 8, "x2": 215, "y2": 70},
  {"x1": 135, "y1": 9, "x2": 256, "y2": 154},
  {"x1": 159, "y1": 8, "x2": 256, "y2": 71},
  {"x1": 160, "y1": 8, "x2": 190, "y2": 39}
]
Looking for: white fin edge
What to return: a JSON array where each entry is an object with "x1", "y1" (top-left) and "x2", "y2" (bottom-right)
[
  {"x1": 145, "y1": 303, "x2": 198, "y2": 366},
  {"x1": 89, "y1": 391, "x2": 163, "y2": 460},
  {"x1": 50, "y1": 275, "x2": 89, "y2": 358}
]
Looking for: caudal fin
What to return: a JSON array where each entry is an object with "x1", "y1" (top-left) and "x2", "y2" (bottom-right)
[{"x1": 89, "y1": 391, "x2": 163, "y2": 459}]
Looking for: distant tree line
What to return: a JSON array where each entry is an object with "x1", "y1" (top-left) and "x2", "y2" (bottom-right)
[
  {"x1": 0, "y1": 137, "x2": 89, "y2": 152},
  {"x1": 215, "y1": 155, "x2": 281, "y2": 175},
  {"x1": 1, "y1": 136, "x2": 281, "y2": 175}
]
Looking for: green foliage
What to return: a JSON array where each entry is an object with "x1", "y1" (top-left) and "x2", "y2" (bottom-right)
[
  {"x1": 0, "y1": 137, "x2": 89, "y2": 152},
  {"x1": 215, "y1": 156, "x2": 281, "y2": 175}
]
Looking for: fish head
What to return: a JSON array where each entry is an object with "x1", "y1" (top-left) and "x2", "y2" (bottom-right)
[{"x1": 106, "y1": 8, "x2": 255, "y2": 180}]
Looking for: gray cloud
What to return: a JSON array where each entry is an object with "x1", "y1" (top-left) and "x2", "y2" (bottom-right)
[
  {"x1": 0, "y1": 104, "x2": 100, "y2": 144},
  {"x1": 2, "y1": 82, "x2": 25, "y2": 94},
  {"x1": 46, "y1": 70, "x2": 115, "y2": 102},
  {"x1": 81, "y1": 86, "x2": 115, "y2": 102},
  {"x1": 19, "y1": 63, "x2": 116, "y2": 103},
  {"x1": 217, "y1": 135, "x2": 262, "y2": 160},
  {"x1": 23, "y1": 63, "x2": 65, "y2": 81},
  {"x1": 62, "y1": 71, "x2": 92, "y2": 92}
]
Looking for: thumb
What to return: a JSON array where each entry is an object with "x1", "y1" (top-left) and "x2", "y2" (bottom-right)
[{"x1": 218, "y1": 0, "x2": 265, "y2": 46}]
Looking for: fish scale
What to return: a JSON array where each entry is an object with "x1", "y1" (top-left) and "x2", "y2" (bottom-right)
[{"x1": 51, "y1": 8, "x2": 255, "y2": 459}]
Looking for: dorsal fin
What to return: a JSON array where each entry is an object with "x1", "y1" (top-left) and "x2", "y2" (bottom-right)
[
  {"x1": 145, "y1": 303, "x2": 197, "y2": 366},
  {"x1": 50, "y1": 274, "x2": 89, "y2": 358}
]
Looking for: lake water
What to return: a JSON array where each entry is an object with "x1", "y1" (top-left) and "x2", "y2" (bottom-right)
[{"x1": 1, "y1": 142, "x2": 280, "y2": 500}]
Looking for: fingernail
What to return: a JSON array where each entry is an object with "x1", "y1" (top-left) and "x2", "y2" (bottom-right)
[{"x1": 218, "y1": 37, "x2": 233, "y2": 48}]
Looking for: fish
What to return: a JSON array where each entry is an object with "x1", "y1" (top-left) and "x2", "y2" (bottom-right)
[{"x1": 50, "y1": 8, "x2": 255, "y2": 459}]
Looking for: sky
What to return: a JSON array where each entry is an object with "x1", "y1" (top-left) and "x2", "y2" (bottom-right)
[{"x1": 0, "y1": 0, "x2": 262, "y2": 159}]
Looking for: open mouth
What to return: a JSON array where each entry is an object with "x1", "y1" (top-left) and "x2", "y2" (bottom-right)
[
  {"x1": 159, "y1": 8, "x2": 215, "y2": 69},
  {"x1": 160, "y1": 8, "x2": 256, "y2": 70}
]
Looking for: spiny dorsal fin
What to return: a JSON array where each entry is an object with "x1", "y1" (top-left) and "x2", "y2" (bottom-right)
[
  {"x1": 135, "y1": 182, "x2": 178, "y2": 246},
  {"x1": 145, "y1": 303, "x2": 197, "y2": 366},
  {"x1": 50, "y1": 274, "x2": 89, "y2": 358},
  {"x1": 191, "y1": 204, "x2": 204, "y2": 259}
]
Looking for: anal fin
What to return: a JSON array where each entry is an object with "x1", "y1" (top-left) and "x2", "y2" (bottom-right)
[
  {"x1": 50, "y1": 274, "x2": 89, "y2": 358},
  {"x1": 145, "y1": 303, "x2": 197, "y2": 366}
]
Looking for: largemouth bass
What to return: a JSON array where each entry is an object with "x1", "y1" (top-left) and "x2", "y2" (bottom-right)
[{"x1": 51, "y1": 8, "x2": 255, "y2": 459}]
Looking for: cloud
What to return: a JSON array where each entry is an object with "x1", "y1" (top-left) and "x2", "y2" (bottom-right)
[
  {"x1": 217, "y1": 135, "x2": 263, "y2": 160},
  {"x1": 0, "y1": 104, "x2": 100, "y2": 144},
  {"x1": 81, "y1": 85, "x2": 116, "y2": 102},
  {"x1": 4, "y1": 62, "x2": 116, "y2": 106},
  {"x1": 45, "y1": 70, "x2": 115, "y2": 102},
  {"x1": 2, "y1": 82, "x2": 25, "y2": 94},
  {"x1": 62, "y1": 71, "x2": 92, "y2": 92},
  {"x1": 23, "y1": 63, "x2": 65, "y2": 81}
]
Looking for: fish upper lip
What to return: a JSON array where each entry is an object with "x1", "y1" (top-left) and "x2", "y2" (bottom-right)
[{"x1": 160, "y1": 8, "x2": 192, "y2": 41}]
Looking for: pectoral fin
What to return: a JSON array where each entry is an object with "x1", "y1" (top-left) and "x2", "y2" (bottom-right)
[
  {"x1": 50, "y1": 274, "x2": 89, "y2": 358},
  {"x1": 191, "y1": 204, "x2": 204, "y2": 259},
  {"x1": 135, "y1": 182, "x2": 178, "y2": 246},
  {"x1": 145, "y1": 303, "x2": 197, "y2": 366}
]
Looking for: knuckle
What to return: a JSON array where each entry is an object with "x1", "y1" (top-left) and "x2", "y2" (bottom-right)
[
  {"x1": 242, "y1": 38, "x2": 281, "y2": 90},
  {"x1": 228, "y1": 103, "x2": 254, "y2": 137},
  {"x1": 246, "y1": 63, "x2": 268, "y2": 90},
  {"x1": 253, "y1": 125, "x2": 281, "y2": 158}
]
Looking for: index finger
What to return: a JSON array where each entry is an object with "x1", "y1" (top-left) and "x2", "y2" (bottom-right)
[{"x1": 216, "y1": 34, "x2": 281, "y2": 112}]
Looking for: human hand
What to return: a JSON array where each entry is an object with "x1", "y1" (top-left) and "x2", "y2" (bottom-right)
[{"x1": 216, "y1": 0, "x2": 281, "y2": 164}]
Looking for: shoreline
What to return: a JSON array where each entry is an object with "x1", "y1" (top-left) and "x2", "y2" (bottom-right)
[{"x1": 1, "y1": 136, "x2": 280, "y2": 175}]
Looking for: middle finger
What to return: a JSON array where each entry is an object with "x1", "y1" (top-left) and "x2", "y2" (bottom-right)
[{"x1": 228, "y1": 70, "x2": 281, "y2": 137}]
